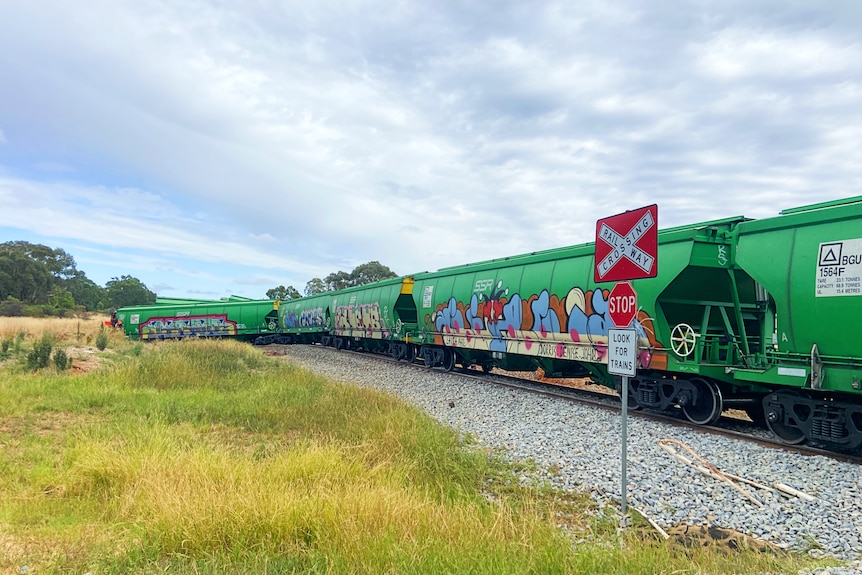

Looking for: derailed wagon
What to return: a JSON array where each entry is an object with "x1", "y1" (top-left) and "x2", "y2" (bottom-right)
[
  {"x1": 270, "y1": 291, "x2": 334, "y2": 345},
  {"x1": 116, "y1": 298, "x2": 281, "y2": 342}
]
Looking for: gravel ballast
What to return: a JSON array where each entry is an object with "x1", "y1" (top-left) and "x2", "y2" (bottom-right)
[{"x1": 276, "y1": 345, "x2": 862, "y2": 570}]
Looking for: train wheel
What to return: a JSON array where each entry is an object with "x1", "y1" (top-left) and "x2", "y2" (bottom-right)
[
  {"x1": 623, "y1": 379, "x2": 641, "y2": 411},
  {"x1": 393, "y1": 342, "x2": 415, "y2": 363},
  {"x1": 681, "y1": 377, "x2": 723, "y2": 425},
  {"x1": 419, "y1": 345, "x2": 431, "y2": 366},
  {"x1": 764, "y1": 391, "x2": 807, "y2": 445},
  {"x1": 441, "y1": 348, "x2": 455, "y2": 372}
]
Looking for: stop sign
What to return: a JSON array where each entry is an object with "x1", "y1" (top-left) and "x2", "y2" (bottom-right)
[{"x1": 607, "y1": 282, "x2": 638, "y2": 328}]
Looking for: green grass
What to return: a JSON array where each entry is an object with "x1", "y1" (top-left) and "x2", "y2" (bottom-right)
[{"x1": 0, "y1": 337, "x2": 833, "y2": 574}]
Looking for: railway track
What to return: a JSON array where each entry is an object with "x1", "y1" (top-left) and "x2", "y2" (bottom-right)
[
  {"x1": 474, "y1": 369, "x2": 862, "y2": 465},
  {"x1": 266, "y1": 344, "x2": 862, "y2": 465}
]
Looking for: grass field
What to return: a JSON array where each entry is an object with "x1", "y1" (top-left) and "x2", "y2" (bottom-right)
[
  {"x1": 0, "y1": 315, "x2": 115, "y2": 343},
  {"x1": 0, "y1": 317, "x2": 831, "y2": 574}
]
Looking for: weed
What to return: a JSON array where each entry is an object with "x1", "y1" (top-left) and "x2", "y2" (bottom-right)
[
  {"x1": 95, "y1": 327, "x2": 108, "y2": 351},
  {"x1": 27, "y1": 334, "x2": 53, "y2": 370},
  {"x1": 53, "y1": 348, "x2": 71, "y2": 371}
]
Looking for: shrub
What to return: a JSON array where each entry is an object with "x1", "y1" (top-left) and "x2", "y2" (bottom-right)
[
  {"x1": 27, "y1": 335, "x2": 53, "y2": 370},
  {"x1": 0, "y1": 298, "x2": 24, "y2": 317},
  {"x1": 95, "y1": 327, "x2": 109, "y2": 351},
  {"x1": 53, "y1": 348, "x2": 71, "y2": 371}
]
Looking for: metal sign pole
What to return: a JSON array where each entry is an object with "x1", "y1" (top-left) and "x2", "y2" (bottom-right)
[
  {"x1": 609, "y1": 327, "x2": 635, "y2": 517},
  {"x1": 621, "y1": 374, "x2": 628, "y2": 515}
]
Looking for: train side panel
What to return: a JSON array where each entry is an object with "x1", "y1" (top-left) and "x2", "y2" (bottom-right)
[
  {"x1": 277, "y1": 292, "x2": 332, "y2": 344},
  {"x1": 734, "y1": 197, "x2": 862, "y2": 393},
  {"x1": 409, "y1": 219, "x2": 743, "y2": 380},
  {"x1": 329, "y1": 277, "x2": 413, "y2": 351},
  {"x1": 117, "y1": 299, "x2": 280, "y2": 341}
]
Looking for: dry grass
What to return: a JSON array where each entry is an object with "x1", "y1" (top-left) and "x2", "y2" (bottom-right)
[
  {"x1": 0, "y1": 325, "x2": 831, "y2": 574},
  {"x1": 65, "y1": 430, "x2": 553, "y2": 559},
  {"x1": 0, "y1": 315, "x2": 112, "y2": 344}
]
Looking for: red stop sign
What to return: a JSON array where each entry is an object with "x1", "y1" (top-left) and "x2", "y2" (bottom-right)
[{"x1": 608, "y1": 282, "x2": 638, "y2": 328}]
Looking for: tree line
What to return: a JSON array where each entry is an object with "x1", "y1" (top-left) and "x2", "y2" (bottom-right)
[
  {"x1": 0, "y1": 240, "x2": 398, "y2": 316},
  {"x1": 266, "y1": 261, "x2": 397, "y2": 300},
  {"x1": 0, "y1": 241, "x2": 156, "y2": 317}
]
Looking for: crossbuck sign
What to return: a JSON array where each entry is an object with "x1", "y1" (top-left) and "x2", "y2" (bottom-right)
[{"x1": 594, "y1": 204, "x2": 659, "y2": 283}]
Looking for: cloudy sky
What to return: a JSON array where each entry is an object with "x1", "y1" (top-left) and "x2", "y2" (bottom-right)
[{"x1": 1, "y1": 1, "x2": 860, "y2": 299}]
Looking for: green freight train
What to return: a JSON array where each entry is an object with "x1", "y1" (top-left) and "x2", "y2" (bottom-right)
[
  {"x1": 115, "y1": 298, "x2": 281, "y2": 342},
  {"x1": 116, "y1": 196, "x2": 862, "y2": 450},
  {"x1": 274, "y1": 277, "x2": 417, "y2": 351},
  {"x1": 257, "y1": 290, "x2": 335, "y2": 345},
  {"x1": 284, "y1": 196, "x2": 861, "y2": 451},
  {"x1": 733, "y1": 198, "x2": 862, "y2": 447}
]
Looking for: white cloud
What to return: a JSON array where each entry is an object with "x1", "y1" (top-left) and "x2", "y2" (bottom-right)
[
  {"x1": 0, "y1": 175, "x2": 323, "y2": 277},
  {"x1": 693, "y1": 29, "x2": 862, "y2": 81},
  {"x1": 1, "y1": 2, "x2": 861, "y2": 297}
]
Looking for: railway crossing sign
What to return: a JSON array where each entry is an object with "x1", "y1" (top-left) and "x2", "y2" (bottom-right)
[
  {"x1": 594, "y1": 204, "x2": 659, "y2": 283},
  {"x1": 607, "y1": 281, "x2": 638, "y2": 328}
]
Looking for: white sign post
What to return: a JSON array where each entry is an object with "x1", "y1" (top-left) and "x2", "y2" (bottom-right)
[{"x1": 608, "y1": 327, "x2": 637, "y2": 515}]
